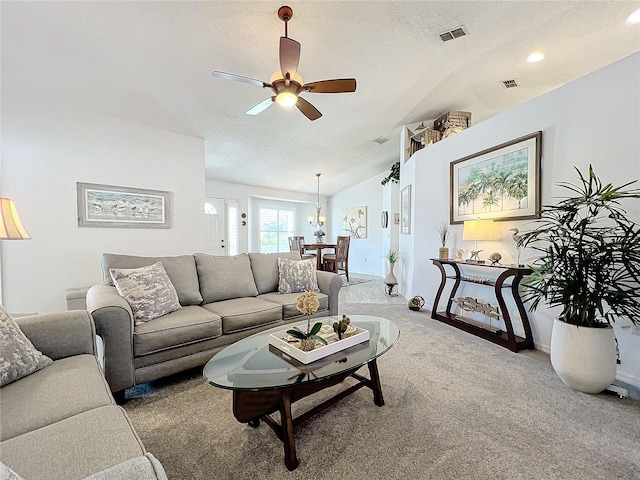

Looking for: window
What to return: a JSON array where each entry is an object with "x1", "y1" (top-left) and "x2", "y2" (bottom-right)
[
  {"x1": 258, "y1": 206, "x2": 294, "y2": 253},
  {"x1": 227, "y1": 202, "x2": 239, "y2": 256}
]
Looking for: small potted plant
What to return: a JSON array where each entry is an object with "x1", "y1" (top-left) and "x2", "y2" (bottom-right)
[
  {"x1": 519, "y1": 165, "x2": 640, "y2": 393},
  {"x1": 333, "y1": 314, "x2": 354, "y2": 340},
  {"x1": 384, "y1": 248, "x2": 399, "y2": 285},
  {"x1": 286, "y1": 291, "x2": 328, "y2": 351},
  {"x1": 436, "y1": 220, "x2": 451, "y2": 260}
]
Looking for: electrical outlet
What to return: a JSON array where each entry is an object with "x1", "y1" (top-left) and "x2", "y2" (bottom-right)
[{"x1": 632, "y1": 324, "x2": 640, "y2": 336}]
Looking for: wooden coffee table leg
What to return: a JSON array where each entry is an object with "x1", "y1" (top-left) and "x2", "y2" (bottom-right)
[
  {"x1": 248, "y1": 418, "x2": 260, "y2": 428},
  {"x1": 368, "y1": 359, "x2": 385, "y2": 407},
  {"x1": 279, "y1": 390, "x2": 299, "y2": 471}
]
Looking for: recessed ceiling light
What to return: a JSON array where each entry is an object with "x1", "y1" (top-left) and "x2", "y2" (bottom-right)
[
  {"x1": 626, "y1": 8, "x2": 640, "y2": 24},
  {"x1": 527, "y1": 51, "x2": 545, "y2": 63}
]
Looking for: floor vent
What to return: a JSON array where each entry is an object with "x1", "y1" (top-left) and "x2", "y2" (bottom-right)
[
  {"x1": 501, "y1": 79, "x2": 519, "y2": 89},
  {"x1": 439, "y1": 26, "x2": 468, "y2": 42},
  {"x1": 374, "y1": 137, "x2": 389, "y2": 144}
]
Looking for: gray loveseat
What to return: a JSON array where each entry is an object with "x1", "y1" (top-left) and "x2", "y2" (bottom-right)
[
  {"x1": 86, "y1": 251, "x2": 342, "y2": 394},
  {"x1": 0, "y1": 310, "x2": 167, "y2": 480}
]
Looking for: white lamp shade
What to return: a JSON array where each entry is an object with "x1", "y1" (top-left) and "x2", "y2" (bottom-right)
[
  {"x1": 0, "y1": 197, "x2": 31, "y2": 240},
  {"x1": 462, "y1": 219, "x2": 495, "y2": 241}
]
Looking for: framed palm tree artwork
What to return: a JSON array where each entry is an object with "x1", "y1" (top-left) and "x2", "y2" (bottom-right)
[{"x1": 450, "y1": 131, "x2": 541, "y2": 224}]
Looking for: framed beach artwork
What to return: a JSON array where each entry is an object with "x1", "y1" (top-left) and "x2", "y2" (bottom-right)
[
  {"x1": 450, "y1": 131, "x2": 541, "y2": 224},
  {"x1": 77, "y1": 182, "x2": 172, "y2": 228},
  {"x1": 342, "y1": 206, "x2": 367, "y2": 238},
  {"x1": 401, "y1": 185, "x2": 411, "y2": 234}
]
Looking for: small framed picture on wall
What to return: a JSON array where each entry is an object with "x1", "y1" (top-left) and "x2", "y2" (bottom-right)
[{"x1": 401, "y1": 185, "x2": 411, "y2": 234}]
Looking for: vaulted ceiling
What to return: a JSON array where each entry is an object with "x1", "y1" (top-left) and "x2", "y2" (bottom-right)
[{"x1": 2, "y1": 1, "x2": 639, "y2": 196}]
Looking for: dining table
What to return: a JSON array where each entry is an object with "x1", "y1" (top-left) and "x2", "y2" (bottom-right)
[{"x1": 303, "y1": 242, "x2": 337, "y2": 270}]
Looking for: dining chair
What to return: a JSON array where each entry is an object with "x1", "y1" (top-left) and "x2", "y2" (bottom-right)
[
  {"x1": 291, "y1": 235, "x2": 315, "y2": 260},
  {"x1": 322, "y1": 236, "x2": 350, "y2": 281},
  {"x1": 288, "y1": 236, "x2": 298, "y2": 252}
]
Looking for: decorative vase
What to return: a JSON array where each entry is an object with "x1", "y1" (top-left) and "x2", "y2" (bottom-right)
[
  {"x1": 299, "y1": 338, "x2": 316, "y2": 352},
  {"x1": 550, "y1": 318, "x2": 616, "y2": 394},
  {"x1": 438, "y1": 247, "x2": 449, "y2": 260},
  {"x1": 384, "y1": 262, "x2": 397, "y2": 285}
]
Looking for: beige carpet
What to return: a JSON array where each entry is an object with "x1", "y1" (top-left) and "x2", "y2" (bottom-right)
[
  {"x1": 342, "y1": 276, "x2": 371, "y2": 286},
  {"x1": 123, "y1": 303, "x2": 640, "y2": 479}
]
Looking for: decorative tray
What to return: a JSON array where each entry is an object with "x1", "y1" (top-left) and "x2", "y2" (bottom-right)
[{"x1": 269, "y1": 322, "x2": 370, "y2": 364}]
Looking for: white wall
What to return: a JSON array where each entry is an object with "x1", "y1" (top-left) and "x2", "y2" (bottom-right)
[
  {"x1": 205, "y1": 179, "x2": 327, "y2": 253},
  {"x1": 330, "y1": 171, "x2": 399, "y2": 278},
  {"x1": 1, "y1": 109, "x2": 206, "y2": 313},
  {"x1": 408, "y1": 53, "x2": 640, "y2": 386}
]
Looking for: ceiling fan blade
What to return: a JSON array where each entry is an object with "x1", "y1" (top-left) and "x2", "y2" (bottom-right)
[
  {"x1": 279, "y1": 37, "x2": 301, "y2": 77},
  {"x1": 303, "y1": 79, "x2": 357, "y2": 93},
  {"x1": 296, "y1": 97, "x2": 322, "y2": 121},
  {"x1": 212, "y1": 71, "x2": 267, "y2": 88},
  {"x1": 246, "y1": 97, "x2": 275, "y2": 116}
]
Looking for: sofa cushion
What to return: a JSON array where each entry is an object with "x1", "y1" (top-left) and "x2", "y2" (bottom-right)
[
  {"x1": 277, "y1": 258, "x2": 319, "y2": 294},
  {"x1": 203, "y1": 298, "x2": 282, "y2": 334},
  {"x1": 102, "y1": 253, "x2": 203, "y2": 306},
  {"x1": 0, "y1": 355, "x2": 113, "y2": 442},
  {"x1": 84, "y1": 453, "x2": 168, "y2": 480},
  {"x1": 0, "y1": 306, "x2": 53, "y2": 387},
  {"x1": 0, "y1": 406, "x2": 146, "y2": 480},
  {"x1": 257, "y1": 292, "x2": 329, "y2": 318},
  {"x1": 110, "y1": 262, "x2": 182, "y2": 324},
  {"x1": 195, "y1": 253, "x2": 258, "y2": 303},
  {"x1": 248, "y1": 251, "x2": 302, "y2": 294},
  {"x1": 133, "y1": 306, "x2": 222, "y2": 356}
]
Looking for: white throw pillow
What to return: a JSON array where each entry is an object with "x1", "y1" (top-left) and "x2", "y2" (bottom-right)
[
  {"x1": 110, "y1": 262, "x2": 181, "y2": 324},
  {"x1": 0, "y1": 305, "x2": 53, "y2": 387},
  {"x1": 277, "y1": 258, "x2": 319, "y2": 294}
]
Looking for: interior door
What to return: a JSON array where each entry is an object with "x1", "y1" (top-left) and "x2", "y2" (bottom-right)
[{"x1": 205, "y1": 197, "x2": 226, "y2": 255}]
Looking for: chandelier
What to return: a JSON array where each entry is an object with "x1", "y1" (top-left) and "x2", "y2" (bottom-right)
[{"x1": 308, "y1": 173, "x2": 326, "y2": 242}]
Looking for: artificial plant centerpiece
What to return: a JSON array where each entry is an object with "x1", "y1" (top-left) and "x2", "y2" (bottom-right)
[
  {"x1": 286, "y1": 291, "x2": 328, "y2": 352},
  {"x1": 436, "y1": 219, "x2": 451, "y2": 260},
  {"x1": 519, "y1": 165, "x2": 640, "y2": 393}
]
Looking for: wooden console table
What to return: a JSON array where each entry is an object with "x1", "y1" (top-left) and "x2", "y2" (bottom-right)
[{"x1": 430, "y1": 258, "x2": 534, "y2": 352}]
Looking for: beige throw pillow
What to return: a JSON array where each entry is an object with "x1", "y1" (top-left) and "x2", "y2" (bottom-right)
[
  {"x1": 0, "y1": 305, "x2": 53, "y2": 387},
  {"x1": 277, "y1": 258, "x2": 319, "y2": 294},
  {"x1": 110, "y1": 262, "x2": 181, "y2": 324}
]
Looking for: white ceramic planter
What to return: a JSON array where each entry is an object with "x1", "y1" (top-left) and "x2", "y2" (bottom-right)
[{"x1": 550, "y1": 318, "x2": 616, "y2": 394}]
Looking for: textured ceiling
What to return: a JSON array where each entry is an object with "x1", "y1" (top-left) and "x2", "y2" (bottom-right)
[{"x1": 2, "y1": 1, "x2": 639, "y2": 196}]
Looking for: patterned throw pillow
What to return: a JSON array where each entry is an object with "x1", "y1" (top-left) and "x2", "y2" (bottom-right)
[
  {"x1": 110, "y1": 262, "x2": 181, "y2": 324},
  {"x1": 0, "y1": 305, "x2": 53, "y2": 387},
  {"x1": 277, "y1": 258, "x2": 319, "y2": 294}
]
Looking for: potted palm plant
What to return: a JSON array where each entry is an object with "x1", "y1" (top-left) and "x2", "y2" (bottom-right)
[{"x1": 519, "y1": 165, "x2": 640, "y2": 393}]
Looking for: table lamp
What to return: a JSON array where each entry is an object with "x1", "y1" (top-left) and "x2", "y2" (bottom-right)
[
  {"x1": 462, "y1": 219, "x2": 494, "y2": 262},
  {"x1": 1, "y1": 197, "x2": 31, "y2": 304},
  {"x1": 1, "y1": 198, "x2": 31, "y2": 240}
]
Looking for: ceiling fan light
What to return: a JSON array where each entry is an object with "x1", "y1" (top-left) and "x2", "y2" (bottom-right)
[
  {"x1": 276, "y1": 91, "x2": 298, "y2": 107},
  {"x1": 270, "y1": 71, "x2": 304, "y2": 86}
]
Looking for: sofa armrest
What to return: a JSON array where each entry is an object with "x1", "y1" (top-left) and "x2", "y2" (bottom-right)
[
  {"x1": 315, "y1": 270, "x2": 342, "y2": 315},
  {"x1": 15, "y1": 310, "x2": 97, "y2": 360},
  {"x1": 86, "y1": 284, "x2": 135, "y2": 393}
]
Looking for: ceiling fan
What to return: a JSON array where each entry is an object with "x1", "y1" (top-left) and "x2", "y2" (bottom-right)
[{"x1": 212, "y1": 5, "x2": 357, "y2": 121}]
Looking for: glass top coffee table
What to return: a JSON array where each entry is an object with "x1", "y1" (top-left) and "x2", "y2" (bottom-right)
[{"x1": 203, "y1": 315, "x2": 399, "y2": 470}]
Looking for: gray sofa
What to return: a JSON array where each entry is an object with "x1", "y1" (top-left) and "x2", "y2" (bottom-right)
[
  {"x1": 86, "y1": 251, "x2": 342, "y2": 394},
  {"x1": 0, "y1": 311, "x2": 167, "y2": 480}
]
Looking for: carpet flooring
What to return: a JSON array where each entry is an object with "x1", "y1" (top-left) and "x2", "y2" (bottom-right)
[
  {"x1": 342, "y1": 276, "x2": 371, "y2": 286},
  {"x1": 123, "y1": 303, "x2": 640, "y2": 479}
]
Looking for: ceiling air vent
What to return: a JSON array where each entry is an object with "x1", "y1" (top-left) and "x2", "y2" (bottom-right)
[
  {"x1": 374, "y1": 137, "x2": 389, "y2": 145},
  {"x1": 501, "y1": 79, "x2": 519, "y2": 89},
  {"x1": 439, "y1": 25, "x2": 468, "y2": 42}
]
